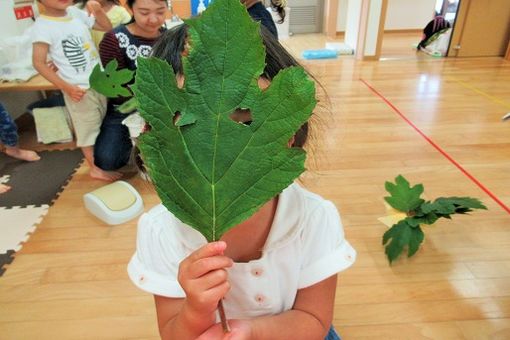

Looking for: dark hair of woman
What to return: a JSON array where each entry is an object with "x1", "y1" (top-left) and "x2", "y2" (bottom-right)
[
  {"x1": 126, "y1": 0, "x2": 168, "y2": 8},
  {"x1": 124, "y1": 0, "x2": 168, "y2": 25}
]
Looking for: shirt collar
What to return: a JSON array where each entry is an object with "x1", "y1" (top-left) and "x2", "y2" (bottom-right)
[{"x1": 39, "y1": 14, "x2": 72, "y2": 22}]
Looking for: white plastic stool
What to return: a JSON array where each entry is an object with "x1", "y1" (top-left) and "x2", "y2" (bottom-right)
[{"x1": 83, "y1": 181, "x2": 144, "y2": 225}]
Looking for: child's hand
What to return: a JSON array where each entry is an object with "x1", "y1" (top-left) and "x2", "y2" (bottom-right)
[
  {"x1": 86, "y1": 0, "x2": 102, "y2": 15},
  {"x1": 178, "y1": 241, "x2": 233, "y2": 318},
  {"x1": 197, "y1": 320, "x2": 253, "y2": 340},
  {"x1": 64, "y1": 85, "x2": 86, "y2": 102}
]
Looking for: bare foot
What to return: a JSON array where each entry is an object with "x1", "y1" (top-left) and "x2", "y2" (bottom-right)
[
  {"x1": 5, "y1": 147, "x2": 41, "y2": 162},
  {"x1": 89, "y1": 166, "x2": 123, "y2": 182},
  {"x1": 0, "y1": 183, "x2": 11, "y2": 194}
]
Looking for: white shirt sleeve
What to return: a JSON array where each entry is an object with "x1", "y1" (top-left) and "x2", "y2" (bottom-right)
[
  {"x1": 31, "y1": 20, "x2": 52, "y2": 45},
  {"x1": 298, "y1": 200, "x2": 356, "y2": 289},
  {"x1": 127, "y1": 210, "x2": 187, "y2": 297},
  {"x1": 67, "y1": 6, "x2": 95, "y2": 29}
]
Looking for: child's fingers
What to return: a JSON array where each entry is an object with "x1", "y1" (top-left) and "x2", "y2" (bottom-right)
[
  {"x1": 86, "y1": 1, "x2": 99, "y2": 14},
  {"x1": 184, "y1": 279, "x2": 230, "y2": 317},
  {"x1": 72, "y1": 92, "x2": 84, "y2": 102},
  {"x1": 188, "y1": 256, "x2": 233, "y2": 279},
  {"x1": 190, "y1": 268, "x2": 229, "y2": 292},
  {"x1": 196, "y1": 323, "x2": 226, "y2": 340},
  {"x1": 199, "y1": 280, "x2": 231, "y2": 308},
  {"x1": 197, "y1": 320, "x2": 250, "y2": 340},
  {"x1": 75, "y1": 89, "x2": 86, "y2": 101},
  {"x1": 189, "y1": 242, "x2": 228, "y2": 262},
  {"x1": 179, "y1": 242, "x2": 232, "y2": 290}
]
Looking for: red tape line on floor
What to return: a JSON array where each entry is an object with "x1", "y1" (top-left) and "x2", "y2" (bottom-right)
[{"x1": 360, "y1": 78, "x2": 510, "y2": 214}]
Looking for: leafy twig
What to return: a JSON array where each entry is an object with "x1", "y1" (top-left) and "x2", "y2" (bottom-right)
[{"x1": 382, "y1": 175, "x2": 487, "y2": 264}]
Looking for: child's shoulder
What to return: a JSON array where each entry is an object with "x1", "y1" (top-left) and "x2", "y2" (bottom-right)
[
  {"x1": 261, "y1": 183, "x2": 341, "y2": 249},
  {"x1": 139, "y1": 204, "x2": 175, "y2": 231},
  {"x1": 138, "y1": 204, "x2": 207, "y2": 248},
  {"x1": 32, "y1": 16, "x2": 70, "y2": 40},
  {"x1": 283, "y1": 182, "x2": 338, "y2": 217}
]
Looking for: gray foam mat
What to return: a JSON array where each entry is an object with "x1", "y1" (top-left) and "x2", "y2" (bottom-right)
[
  {"x1": 0, "y1": 149, "x2": 83, "y2": 208},
  {"x1": 0, "y1": 250, "x2": 15, "y2": 276}
]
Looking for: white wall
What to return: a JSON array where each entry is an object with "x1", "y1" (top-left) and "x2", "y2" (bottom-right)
[
  {"x1": 344, "y1": 0, "x2": 362, "y2": 50},
  {"x1": 0, "y1": 0, "x2": 41, "y2": 120},
  {"x1": 0, "y1": 0, "x2": 35, "y2": 41},
  {"x1": 336, "y1": 0, "x2": 348, "y2": 32},
  {"x1": 384, "y1": 0, "x2": 436, "y2": 30},
  {"x1": 365, "y1": 0, "x2": 382, "y2": 55},
  {"x1": 337, "y1": 0, "x2": 436, "y2": 32}
]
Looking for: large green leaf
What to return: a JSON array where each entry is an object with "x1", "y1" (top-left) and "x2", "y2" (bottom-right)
[{"x1": 132, "y1": 0, "x2": 316, "y2": 241}]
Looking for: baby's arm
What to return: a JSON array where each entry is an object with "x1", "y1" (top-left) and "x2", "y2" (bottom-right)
[
  {"x1": 155, "y1": 242, "x2": 233, "y2": 340},
  {"x1": 32, "y1": 43, "x2": 85, "y2": 102},
  {"x1": 86, "y1": 0, "x2": 113, "y2": 32}
]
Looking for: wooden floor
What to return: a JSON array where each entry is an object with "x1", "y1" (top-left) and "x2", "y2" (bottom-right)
[
  {"x1": 380, "y1": 31, "x2": 428, "y2": 60},
  {"x1": 1, "y1": 34, "x2": 510, "y2": 339}
]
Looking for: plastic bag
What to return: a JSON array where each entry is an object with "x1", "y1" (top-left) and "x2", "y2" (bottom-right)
[
  {"x1": 0, "y1": 26, "x2": 37, "y2": 82},
  {"x1": 419, "y1": 28, "x2": 452, "y2": 57}
]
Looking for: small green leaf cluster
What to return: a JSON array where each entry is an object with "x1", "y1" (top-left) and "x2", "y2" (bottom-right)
[{"x1": 382, "y1": 175, "x2": 487, "y2": 264}]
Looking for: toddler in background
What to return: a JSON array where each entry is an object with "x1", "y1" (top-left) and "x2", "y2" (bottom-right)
[
  {"x1": 32, "y1": 0, "x2": 121, "y2": 181},
  {"x1": 74, "y1": 0, "x2": 132, "y2": 47}
]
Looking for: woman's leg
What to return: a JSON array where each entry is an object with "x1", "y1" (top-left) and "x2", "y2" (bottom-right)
[{"x1": 94, "y1": 107, "x2": 133, "y2": 171}]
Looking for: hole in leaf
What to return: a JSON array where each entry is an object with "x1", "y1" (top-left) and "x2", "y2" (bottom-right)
[
  {"x1": 173, "y1": 111, "x2": 181, "y2": 126},
  {"x1": 230, "y1": 108, "x2": 252, "y2": 126},
  {"x1": 176, "y1": 75, "x2": 185, "y2": 89},
  {"x1": 258, "y1": 77, "x2": 270, "y2": 90}
]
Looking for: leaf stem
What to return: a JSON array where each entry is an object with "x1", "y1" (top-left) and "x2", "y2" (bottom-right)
[{"x1": 217, "y1": 299, "x2": 230, "y2": 333}]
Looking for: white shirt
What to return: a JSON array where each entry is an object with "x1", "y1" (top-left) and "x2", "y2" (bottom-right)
[
  {"x1": 32, "y1": 7, "x2": 98, "y2": 88},
  {"x1": 128, "y1": 183, "x2": 356, "y2": 319}
]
